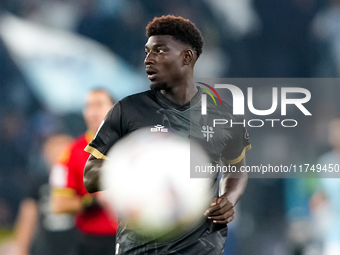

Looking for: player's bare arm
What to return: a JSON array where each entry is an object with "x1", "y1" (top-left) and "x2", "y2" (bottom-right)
[
  {"x1": 84, "y1": 155, "x2": 104, "y2": 193},
  {"x1": 51, "y1": 194, "x2": 82, "y2": 214},
  {"x1": 205, "y1": 157, "x2": 248, "y2": 224}
]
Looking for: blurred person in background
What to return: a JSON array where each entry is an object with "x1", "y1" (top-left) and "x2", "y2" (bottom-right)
[
  {"x1": 310, "y1": 118, "x2": 340, "y2": 255},
  {"x1": 50, "y1": 89, "x2": 118, "y2": 255},
  {"x1": 15, "y1": 134, "x2": 75, "y2": 255},
  {"x1": 0, "y1": 112, "x2": 28, "y2": 226}
]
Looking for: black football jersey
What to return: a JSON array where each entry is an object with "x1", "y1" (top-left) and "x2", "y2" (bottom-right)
[
  {"x1": 85, "y1": 88, "x2": 250, "y2": 164},
  {"x1": 84, "y1": 88, "x2": 251, "y2": 255}
]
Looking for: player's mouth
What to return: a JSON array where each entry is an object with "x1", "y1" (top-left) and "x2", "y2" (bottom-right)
[{"x1": 146, "y1": 68, "x2": 158, "y2": 80}]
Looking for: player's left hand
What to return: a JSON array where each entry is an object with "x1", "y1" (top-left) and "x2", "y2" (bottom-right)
[{"x1": 204, "y1": 193, "x2": 235, "y2": 224}]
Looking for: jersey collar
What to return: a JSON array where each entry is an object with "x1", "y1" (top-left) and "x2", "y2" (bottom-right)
[{"x1": 153, "y1": 88, "x2": 202, "y2": 112}]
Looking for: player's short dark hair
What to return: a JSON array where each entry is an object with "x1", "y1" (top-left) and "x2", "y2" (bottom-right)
[
  {"x1": 146, "y1": 15, "x2": 204, "y2": 58},
  {"x1": 90, "y1": 88, "x2": 115, "y2": 105}
]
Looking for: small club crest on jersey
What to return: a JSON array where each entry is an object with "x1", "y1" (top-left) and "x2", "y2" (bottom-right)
[
  {"x1": 151, "y1": 124, "x2": 168, "y2": 132},
  {"x1": 244, "y1": 129, "x2": 250, "y2": 139},
  {"x1": 201, "y1": 125, "x2": 214, "y2": 142}
]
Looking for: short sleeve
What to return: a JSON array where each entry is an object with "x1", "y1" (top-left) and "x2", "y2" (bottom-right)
[
  {"x1": 221, "y1": 119, "x2": 251, "y2": 165},
  {"x1": 84, "y1": 102, "x2": 123, "y2": 159}
]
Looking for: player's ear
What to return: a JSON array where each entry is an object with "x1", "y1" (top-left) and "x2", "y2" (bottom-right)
[{"x1": 183, "y1": 49, "x2": 194, "y2": 65}]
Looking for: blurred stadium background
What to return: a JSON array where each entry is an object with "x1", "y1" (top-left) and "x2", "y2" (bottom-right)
[{"x1": 0, "y1": 0, "x2": 340, "y2": 254}]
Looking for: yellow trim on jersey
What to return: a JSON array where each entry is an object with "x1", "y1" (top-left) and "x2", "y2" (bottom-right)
[
  {"x1": 52, "y1": 188, "x2": 76, "y2": 197},
  {"x1": 84, "y1": 145, "x2": 108, "y2": 159},
  {"x1": 221, "y1": 144, "x2": 252, "y2": 165}
]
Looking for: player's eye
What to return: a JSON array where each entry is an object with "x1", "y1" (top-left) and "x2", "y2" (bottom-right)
[{"x1": 157, "y1": 49, "x2": 165, "y2": 54}]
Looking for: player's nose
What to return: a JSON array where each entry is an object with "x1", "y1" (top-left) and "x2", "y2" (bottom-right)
[{"x1": 144, "y1": 52, "x2": 155, "y2": 65}]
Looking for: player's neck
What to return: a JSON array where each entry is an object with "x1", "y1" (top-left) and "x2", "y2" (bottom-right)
[{"x1": 160, "y1": 80, "x2": 197, "y2": 106}]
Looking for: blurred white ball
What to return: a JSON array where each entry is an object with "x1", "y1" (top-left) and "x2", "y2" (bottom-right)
[{"x1": 101, "y1": 128, "x2": 212, "y2": 238}]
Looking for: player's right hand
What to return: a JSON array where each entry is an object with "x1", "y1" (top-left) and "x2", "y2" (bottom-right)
[{"x1": 204, "y1": 194, "x2": 235, "y2": 224}]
